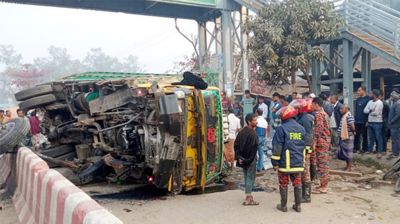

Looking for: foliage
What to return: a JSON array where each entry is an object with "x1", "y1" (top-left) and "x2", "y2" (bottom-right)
[
  {"x1": 0, "y1": 45, "x2": 144, "y2": 106},
  {"x1": 248, "y1": 0, "x2": 342, "y2": 87}
]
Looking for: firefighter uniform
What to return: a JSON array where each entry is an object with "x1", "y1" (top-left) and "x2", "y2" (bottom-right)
[
  {"x1": 272, "y1": 117, "x2": 306, "y2": 213},
  {"x1": 297, "y1": 112, "x2": 314, "y2": 203}
]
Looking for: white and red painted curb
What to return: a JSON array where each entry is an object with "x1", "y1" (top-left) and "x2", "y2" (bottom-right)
[
  {"x1": 11, "y1": 147, "x2": 123, "y2": 224},
  {"x1": 0, "y1": 153, "x2": 12, "y2": 185}
]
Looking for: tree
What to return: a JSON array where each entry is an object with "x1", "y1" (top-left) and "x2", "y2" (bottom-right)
[
  {"x1": 34, "y1": 46, "x2": 85, "y2": 79},
  {"x1": 0, "y1": 45, "x2": 22, "y2": 68},
  {"x1": 248, "y1": 0, "x2": 342, "y2": 91}
]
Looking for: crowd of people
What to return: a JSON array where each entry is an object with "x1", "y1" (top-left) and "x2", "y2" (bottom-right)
[
  {"x1": 0, "y1": 108, "x2": 49, "y2": 150},
  {"x1": 222, "y1": 86, "x2": 400, "y2": 212}
]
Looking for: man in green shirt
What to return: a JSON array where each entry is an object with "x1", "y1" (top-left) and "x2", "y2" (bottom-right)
[{"x1": 240, "y1": 90, "x2": 256, "y2": 122}]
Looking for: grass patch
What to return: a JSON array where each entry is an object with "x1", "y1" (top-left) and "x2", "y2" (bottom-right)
[{"x1": 354, "y1": 156, "x2": 385, "y2": 170}]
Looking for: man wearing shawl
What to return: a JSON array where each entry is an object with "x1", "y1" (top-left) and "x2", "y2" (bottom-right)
[{"x1": 337, "y1": 105, "x2": 356, "y2": 171}]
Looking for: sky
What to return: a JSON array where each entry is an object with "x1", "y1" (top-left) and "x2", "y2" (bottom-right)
[{"x1": 0, "y1": 2, "x2": 198, "y2": 73}]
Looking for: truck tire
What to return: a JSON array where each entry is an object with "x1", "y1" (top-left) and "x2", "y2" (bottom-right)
[
  {"x1": 383, "y1": 158, "x2": 400, "y2": 180},
  {"x1": 0, "y1": 118, "x2": 30, "y2": 154},
  {"x1": 15, "y1": 84, "x2": 53, "y2": 101},
  {"x1": 19, "y1": 94, "x2": 57, "y2": 111},
  {"x1": 41, "y1": 144, "x2": 75, "y2": 158},
  {"x1": 395, "y1": 178, "x2": 400, "y2": 193}
]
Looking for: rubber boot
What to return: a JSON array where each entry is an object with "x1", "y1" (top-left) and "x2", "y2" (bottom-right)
[
  {"x1": 276, "y1": 188, "x2": 288, "y2": 212},
  {"x1": 302, "y1": 182, "x2": 311, "y2": 203},
  {"x1": 310, "y1": 164, "x2": 317, "y2": 181},
  {"x1": 292, "y1": 186, "x2": 302, "y2": 212}
]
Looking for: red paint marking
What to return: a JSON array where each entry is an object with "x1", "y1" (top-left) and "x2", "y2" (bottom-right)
[
  {"x1": 72, "y1": 201, "x2": 103, "y2": 224},
  {"x1": 44, "y1": 173, "x2": 64, "y2": 224},
  {"x1": 56, "y1": 185, "x2": 81, "y2": 224}
]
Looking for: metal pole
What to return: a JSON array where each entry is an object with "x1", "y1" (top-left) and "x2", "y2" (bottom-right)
[
  {"x1": 343, "y1": 39, "x2": 354, "y2": 112},
  {"x1": 198, "y1": 21, "x2": 207, "y2": 70},
  {"x1": 215, "y1": 17, "x2": 223, "y2": 90},
  {"x1": 221, "y1": 10, "x2": 234, "y2": 97},
  {"x1": 241, "y1": 6, "x2": 250, "y2": 91},
  {"x1": 311, "y1": 58, "x2": 321, "y2": 94},
  {"x1": 361, "y1": 49, "x2": 372, "y2": 92},
  {"x1": 329, "y1": 44, "x2": 338, "y2": 94}
]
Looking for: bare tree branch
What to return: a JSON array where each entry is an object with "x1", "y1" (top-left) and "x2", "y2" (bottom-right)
[{"x1": 175, "y1": 18, "x2": 199, "y2": 59}]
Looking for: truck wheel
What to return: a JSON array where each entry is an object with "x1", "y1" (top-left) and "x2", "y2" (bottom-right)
[
  {"x1": 395, "y1": 177, "x2": 400, "y2": 193},
  {"x1": 19, "y1": 94, "x2": 57, "y2": 111},
  {"x1": 0, "y1": 118, "x2": 30, "y2": 154},
  {"x1": 15, "y1": 84, "x2": 53, "y2": 101},
  {"x1": 383, "y1": 158, "x2": 400, "y2": 180}
]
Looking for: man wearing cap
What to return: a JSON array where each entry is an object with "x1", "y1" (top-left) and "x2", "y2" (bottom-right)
[
  {"x1": 388, "y1": 91, "x2": 400, "y2": 159},
  {"x1": 312, "y1": 97, "x2": 331, "y2": 194},
  {"x1": 272, "y1": 106, "x2": 306, "y2": 213}
]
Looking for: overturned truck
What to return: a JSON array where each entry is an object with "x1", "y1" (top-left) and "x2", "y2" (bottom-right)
[{"x1": 9, "y1": 72, "x2": 228, "y2": 194}]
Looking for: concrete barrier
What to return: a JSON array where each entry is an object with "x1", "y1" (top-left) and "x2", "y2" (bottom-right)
[{"x1": 11, "y1": 147, "x2": 123, "y2": 224}]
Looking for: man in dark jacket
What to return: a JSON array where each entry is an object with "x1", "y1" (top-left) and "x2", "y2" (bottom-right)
[
  {"x1": 388, "y1": 91, "x2": 400, "y2": 159},
  {"x1": 354, "y1": 86, "x2": 370, "y2": 153},
  {"x1": 319, "y1": 93, "x2": 333, "y2": 117},
  {"x1": 234, "y1": 113, "x2": 259, "y2": 206},
  {"x1": 272, "y1": 106, "x2": 306, "y2": 213}
]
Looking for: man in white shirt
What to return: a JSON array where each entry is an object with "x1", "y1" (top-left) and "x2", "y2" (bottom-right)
[
  {"x1": 257, "y1": 96, "x2": 269, "y2": 120},
  {"x1": 226, "y1": 108, "x2": 241, "y2": 170},
  {"x1": 363, "y1": 89, "x2": 384, "y2": 156},
  {"x1": 256, "y1": 108, "x2": 269, "y2": 171}
]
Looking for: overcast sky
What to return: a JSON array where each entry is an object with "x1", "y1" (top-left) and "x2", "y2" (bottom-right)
[{"x1": 0, "y1": 2, "x2": 198, "y2": 73}]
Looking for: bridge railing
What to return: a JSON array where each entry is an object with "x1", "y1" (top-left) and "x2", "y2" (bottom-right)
[
  {"x1": 337, "y1": 0, "x2": 400, "y2": 58},
  {"x1": 238, "y1": 0, "x2": 400, "y2": 58}
]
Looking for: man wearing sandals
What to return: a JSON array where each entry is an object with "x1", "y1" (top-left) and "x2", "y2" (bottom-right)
[
  {"x1": 234, "y1": 113, "x2": 259, "y2": 206},
  {"x1": 312, "y1": 97, "x2": 332, "y2": 194},
  {"x1": 272, "y1": 106, "x2": 306, "y2": 212}
]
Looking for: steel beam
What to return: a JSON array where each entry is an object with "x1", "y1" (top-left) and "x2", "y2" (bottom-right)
[
  {"x1": 343, "y1": 39, "x2": 354, "y2": 112},
  {"x1": 221, "y1": 10, "x2": 234, "y2": 96},
  {"x1": 320, "y1": 78, "x2": 364, "y2": 85},
  {"x1": 215, "y1": 17, "x2": 223, "y2": 90},
  {"x1": 361, "y1": 49, "x2": 372, "y2": 92},
  {"x1": 198, "y1": 21, "x2": 207, "y2": 70},
  {"x1": 329, "y1": 44, "x2": 339, "y2": 93},
  {"x1": 241, "y1": 7, "x2": 250, "y2": 91},
  {"x1": 311, "y1": 58, "x2": 321, "y2": 95}
]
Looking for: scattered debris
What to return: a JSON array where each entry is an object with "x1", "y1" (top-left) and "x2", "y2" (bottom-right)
[
  {"x1": 329, "y1": 169, "x2": 363, "y2": 177},
  {"x1": 354, "y1": 177, "x2": 376, "y2": 183},
  {"x1": 350, "y1": 195, "x2": 372, "y2": 204},
  {"x1": 123, "y1": 208, "x2": 132, "y2": 213},
  {"x1": 370, "y1": 180, "x2": 393, "y2": 186}
]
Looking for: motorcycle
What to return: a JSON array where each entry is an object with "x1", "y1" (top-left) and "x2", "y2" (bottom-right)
[{"x1": 383, "y1": 158, "x2": 400, "y2": 193}]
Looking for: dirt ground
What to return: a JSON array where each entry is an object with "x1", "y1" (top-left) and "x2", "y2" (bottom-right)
[
  {"x1": 1, "y1": 155, "x2": 399, "y2": 224},
  {"x1": 92, "y1": 156, "x2": 400, "y2": 224},
  {"x1": 0, "y1": 190, "x2": 18, "y2": 224}
]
